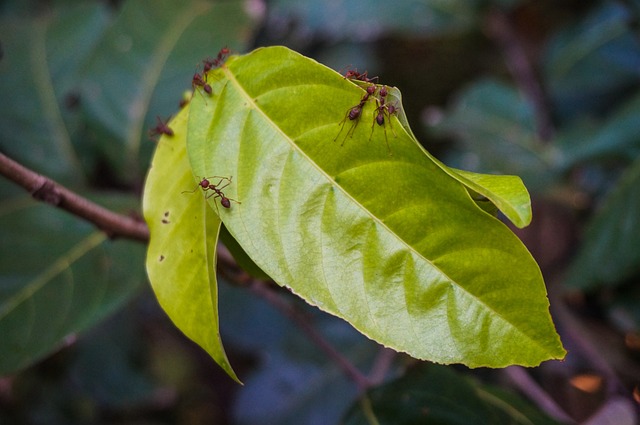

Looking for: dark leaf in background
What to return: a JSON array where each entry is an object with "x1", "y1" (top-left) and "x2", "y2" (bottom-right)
[
  {"x1": 0, "y1": 185, "x2": 145, "y2": 375},
  {"x1": 565, "y1": 157, "x2": 640, "y2": 290},
  {"x1": 428, "y1": 79, "x2": 560, "y2": 192},
  {"x1": 79, "y1": 0, "x2": 256, "y2": 183},
  {"x1": 0, "y1": 4, "x2": 109, "y2": 186},
  {"x1": 556, "y1": 92, "x2": 640, "y2": 166},
  {"x1": 343, "y1": 364, "x2": 559, "y2": 425},
  {"x1": 543, "y1": 2, "x2": 640, "y2": 122},
  {"x1": 217, "y1": 281, "x2": 382, "y2": 425},
  {"x1": 267, "y1": 0, "x2": 485, "y2": 41}
]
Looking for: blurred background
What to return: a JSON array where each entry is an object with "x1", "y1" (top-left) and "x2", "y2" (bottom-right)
[{"x1": 1, "y1": 0, "x2": 640, "y2": 423}]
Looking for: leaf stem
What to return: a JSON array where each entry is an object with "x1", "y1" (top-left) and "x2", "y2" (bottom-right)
[{"x1": 0, "y1": 152, "x2": 149, "y2": 242}]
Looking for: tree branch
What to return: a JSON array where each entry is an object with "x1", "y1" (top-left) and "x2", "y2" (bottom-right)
[
  {"x1": 2, "y1": 152, "x2": 374, "y2": 392},
  {"x1": 0, "y1": 152, "x2": 149, "y2": 242},
  {"x1": 503, "y1": 366, "x2": 576, "y2": 424},
  {"x1": 486, "y1": 9, "x2": 555, "y2": 142},
  {"x1": 247, "y1": 279, "x2": 373, "y2": 392}
]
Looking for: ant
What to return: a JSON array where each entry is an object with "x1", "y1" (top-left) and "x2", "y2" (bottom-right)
[
  {"x1": 148, "y1": 116, "x2": 173, "y2": 140},
  {"x1": 192, "y1": 72, "x2": 212, "y2": 95},
  {"x1": 334, "y1": 84, "x2": 378, "y2": 144},
  {"x1": 203, "y1": 47, "x2": 230, "y2": 72},
  {"x1": 369, "y1": 87, "x2": 399, "y2": 153},
  {"x1": 182, "y1": 176, "x2": 240, "y2": 210},
  {"x1": 343, "y1": 68, "x2": 378, "y2": 84}
]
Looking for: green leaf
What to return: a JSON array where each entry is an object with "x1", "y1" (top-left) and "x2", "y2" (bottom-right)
[
  {"x1": 343, "y1": 364, "x2": 559, "y2": 425},
  {"x1": 446, "y1": 168, "x2": 531, "y2": 228},
  {"x1": 355, "y1": 82, "x2": 532, "y2": 227},
  {"x1": 187, "y1": 46, "x2": 565, "y2": 367},
  {"x1": 0, "y1": 187, "x2": 144, "y2": 375},
  {"x1": 368, "y1": 83, "x2": 532, "y2": 227},
  {"x1": 564, "y1": 156, "x2": 640, "y2": 290},
  {"x1": 143, "y1": 106, "x2": 239, "y2": 382}
]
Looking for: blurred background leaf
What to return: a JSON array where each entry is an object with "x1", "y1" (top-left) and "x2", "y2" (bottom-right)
[
  {"x1": 343, "y1": 364, "x2": 559, "y2": 425},
  {"x1": 218, "y1": 282, "x2": 384, "y2": 425},
  {"x1": 0, "y1": 187, "x2": 145, "y2": 375},
  {"x1": 564, "y1": 157, "x2": 640, "y2": 290}
]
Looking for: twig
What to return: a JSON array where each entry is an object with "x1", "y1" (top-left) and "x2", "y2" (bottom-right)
[
  {"x1": 486, "y1": 9, "x2": 555, "y2": 142},
  {"x1": 503, "y1": 366, "x2": 576, "y2": 424},
  {"x1": 548, "y1": 284, "x2": 625, "y2": 396},
  {"x1": 247, "y1": 279, "x2": 373, "y2": 392},
  {"x1": 0, "y1": 152, "x2": 149, "y2": 242},
  {"x1": 368, "y1": 347, "x2": 396, "y2": 386}
]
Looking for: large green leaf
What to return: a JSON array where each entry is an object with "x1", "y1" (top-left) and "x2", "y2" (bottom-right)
[
  {"x1": 0, "y1": 187, "x2": 145, "y2": 375},
  {"x1": 564, "y1": 156, "x2": 640, "y2": 290},
  {"x1": 186, "y1": 46, "x2": 564, "y2": 367},
  {"x1": 143, "y1": 106, "x2": 239, "y2": 382}
]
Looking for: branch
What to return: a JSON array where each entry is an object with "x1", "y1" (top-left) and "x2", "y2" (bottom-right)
[
  {"x1": 247, "y1": 278, "x2": 373, "y2": 392},
  {"x1": 486, "y1": 9, "x2": 555, "y2": 142},
  {"x1": 503, "y1": 366, "x2": 576, "y2": 424},
  {"x1": 0, "y1": 152, "x2": 149, "y2": 242}
]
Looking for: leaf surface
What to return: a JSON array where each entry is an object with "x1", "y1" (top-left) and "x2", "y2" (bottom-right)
[
  {"x1": 186, "y1": 46, "x2": 565, "y2": 367},
  {"x1": 386, "y1": 85, "x2": 532, "y2": 227},
  {"x1": 143, "y1": 106, "x2": 239, "y2": 382}
]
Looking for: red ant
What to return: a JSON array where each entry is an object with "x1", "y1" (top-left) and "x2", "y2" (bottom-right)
[
  {"x1": 334, "y1": 84, "x2": 378, "y2": 144},
  {"x1": 148, "y1": 116, "x2": 174, "y2": 140},
  {"x1": 203, "y1": 47, "x2": 231, "y2": 72},
  {"x1": 192, "y1": 72, "x2": 212, "y2": 95},
  {"x1": 343, "y1": 68, "x2": 378, "y2": 84},
  {"x1": 182, "y1": 176, "x2": 240, "y2": 209},
  {"x1": 369, "y1": 87, "x2": 399, "y2": 153}
]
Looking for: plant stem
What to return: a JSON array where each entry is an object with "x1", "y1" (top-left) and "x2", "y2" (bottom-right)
[
  {"x1": 0, "y1": 152, "x2": 149, "y2": 242},
  {"x1": 247, "y1": 279, "x2": 373, "y2": 392},
  {"x1": 503, "y1": 366, "x2": 576, "y2": 424},
  {"x1": 1, "y1": 153, "x2": 374, "y2": 392}
]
